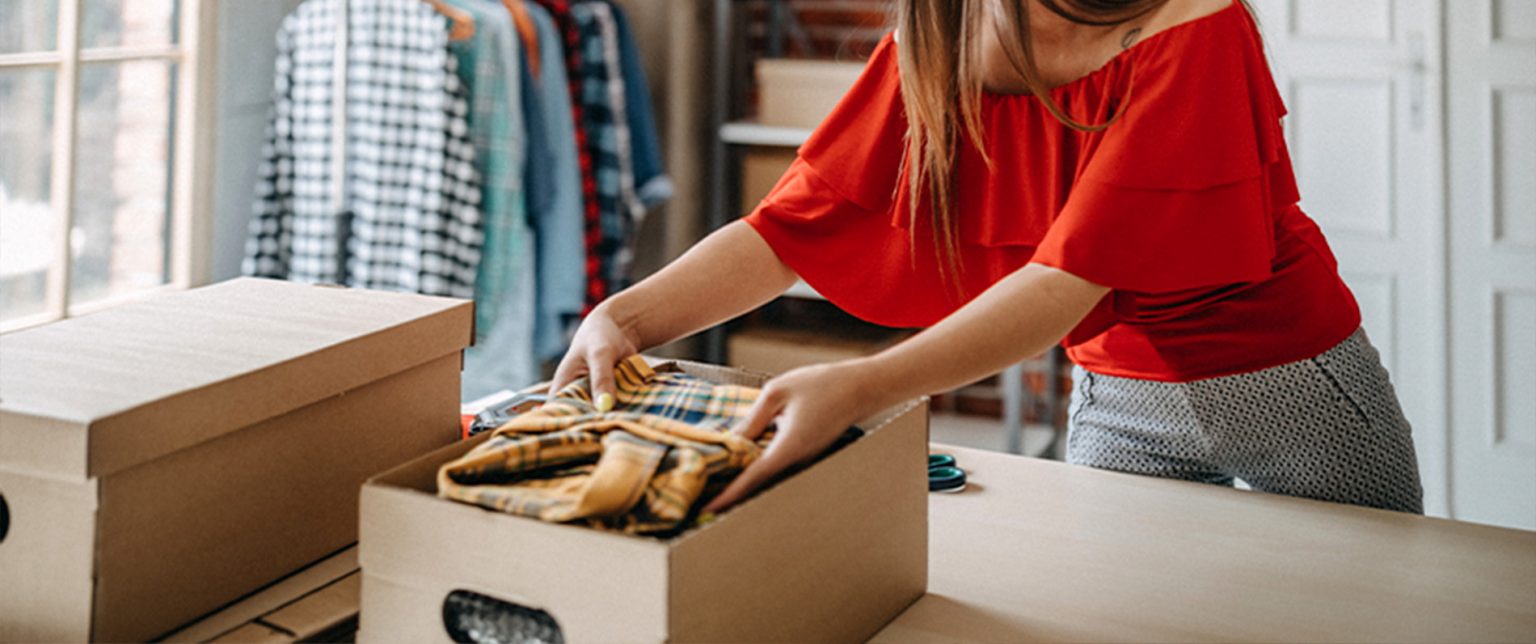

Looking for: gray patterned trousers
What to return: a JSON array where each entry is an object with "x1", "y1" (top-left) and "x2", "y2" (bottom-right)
[{"x1": 1066, "y1": 329, "x2": 1424, "y2": 513}]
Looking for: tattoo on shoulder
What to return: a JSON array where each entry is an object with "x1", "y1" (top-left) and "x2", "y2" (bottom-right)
[{"x1": 1121, "y1": 27, "x2": 1143, "y2": 50}]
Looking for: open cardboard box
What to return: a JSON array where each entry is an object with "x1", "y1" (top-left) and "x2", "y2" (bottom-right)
[
  {"x1": 358, "y1": 361, "x2": 929, "y2": 643},
  {"x1": 0, "y1": 278, "x2": 470, "y2": 642}
]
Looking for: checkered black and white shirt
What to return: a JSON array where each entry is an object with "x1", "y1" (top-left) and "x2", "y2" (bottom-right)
[{"x1": 243, "y1": 0, "x2": 484, "y2": 299}]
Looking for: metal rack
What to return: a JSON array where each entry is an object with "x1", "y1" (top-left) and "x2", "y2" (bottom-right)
[{"x1": 703, "y1": 0, "x2": 1065, "y2": 458}]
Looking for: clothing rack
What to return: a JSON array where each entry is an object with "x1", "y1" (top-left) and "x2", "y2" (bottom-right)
[{"x1": 271, "y1": 0, "x2": 669, "y2": 401}]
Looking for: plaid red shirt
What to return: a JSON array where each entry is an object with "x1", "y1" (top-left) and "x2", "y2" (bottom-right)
[{"x1": 531, "y1": 0, "x2": 606, "y2": 314}]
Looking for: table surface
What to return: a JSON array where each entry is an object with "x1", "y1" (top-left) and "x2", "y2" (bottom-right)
[{"x1": 873, "y1": 445, "x2": 1536, "y2": 643}]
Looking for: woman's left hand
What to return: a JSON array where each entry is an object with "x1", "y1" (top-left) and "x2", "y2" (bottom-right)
[{"x1": 703, "y1": 360, "x2": 883, "y2": 514}]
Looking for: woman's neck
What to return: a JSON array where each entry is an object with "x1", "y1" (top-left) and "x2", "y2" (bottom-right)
[{"x1": 981, "y1": 0, "x2": 1129, "y2": 92}]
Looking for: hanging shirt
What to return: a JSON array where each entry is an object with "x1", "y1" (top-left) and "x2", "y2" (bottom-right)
[
  {"x1": 531, "y1": 0, "x2": 607, "y2": 314},
  {"x1": 449, "y1": 0, "x2": 527, "y2": 340},
  {"x1": 743, "y1": 1, "x2": 1362, "y2": 382},
  {"x1": 524, "y1": 3, "x2": 589, "y2": 362},
  {"x1": 505, "y1": 0, "x2": 541, "y2": 78},
  {"x1": 574, "y1": 1, "x2": 671, "y2": 294},
  {"x1": 453, "y1": 0, "x2": 537, "y2": 397},
  {"x1": 609, "y1": 4, "x2": 673, "y2": 213},
  {"x1": 571, "y1": 2, "x2": 635, "y2": 294},
  {"x1": 439, "y1": 356, "x2": 765, "y2": 534},
  {"x1": 244, "y1": 0, "x2": 484, "y2": 299}
]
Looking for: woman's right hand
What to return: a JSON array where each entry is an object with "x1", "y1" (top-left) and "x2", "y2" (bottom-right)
[
  {"x1": 547, "y1": 303, "x2": 643, "y2": 406},
  {"x1": 545, "y1": 221, "x2": 800, "y2": 404}
]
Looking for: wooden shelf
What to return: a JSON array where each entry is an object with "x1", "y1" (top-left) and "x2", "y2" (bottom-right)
[{"x1": 719, "y1": 120, "x2": 813, "y2": 147}]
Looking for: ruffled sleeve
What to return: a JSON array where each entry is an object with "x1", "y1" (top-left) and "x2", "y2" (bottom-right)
[
  {"x1": 746, "y1": 6, "x2": 1302, "y2": 334},
  {"x1": 1031, "y1": 6, "x2": 1298, "y2": 294},
  {"x1": 744, "y1": 34, "x2": 963, "y2": 328}
]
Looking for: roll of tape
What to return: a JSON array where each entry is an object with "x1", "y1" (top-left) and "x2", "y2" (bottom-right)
[{"x1": 928, "y1": 465, "x2": 966, "y2": 492}]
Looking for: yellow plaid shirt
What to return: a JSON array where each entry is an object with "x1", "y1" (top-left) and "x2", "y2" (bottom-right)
[{"x1": 438, "y1": 356, "x2": 765, "y2": 534}]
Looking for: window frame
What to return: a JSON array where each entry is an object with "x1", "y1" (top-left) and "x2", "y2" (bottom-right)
[{"x1": 0, "y1": 0, "x2": 216, "y2": 333}]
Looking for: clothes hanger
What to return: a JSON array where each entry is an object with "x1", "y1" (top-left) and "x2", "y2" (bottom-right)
[
  {"x1": 423, "y1": 0, "x2": 476, "y2": 41},
  {"x1": 502, "y1": 0, "x2": 541, "y2": 78}
]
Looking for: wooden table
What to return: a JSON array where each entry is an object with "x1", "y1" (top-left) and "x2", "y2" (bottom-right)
[{"x1": 874, "y1": 445, "x2": 1536, "y2": 643}]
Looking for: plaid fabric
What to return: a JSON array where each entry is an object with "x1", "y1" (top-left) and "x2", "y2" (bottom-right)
[
  {"x1": 523, "y1": 3, "x2": 589, "y2": 362},
  {"x1": 571, "y1": 1, "x2": 642, "y2": 294},
  {"x1": 530, "y1": 0, "x2": 607, "y2": 314},
  {"x1": 447, "y1": 0, "x2": 529, "y2": 345},
  {"x1": 243, "y1": 0, "x2": 483, "y2": 299},
  {"x1": 438, "y1": 356, "x2": 767, "y2": 534},
  {"x1": 453, "y1": 0, "x2": 537, "y2": 395}
]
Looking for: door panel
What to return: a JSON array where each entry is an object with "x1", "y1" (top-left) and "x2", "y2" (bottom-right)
[
  {"x1": 1292, "y1": 0, "x2": 1393, "y2": 41},
  {"x1": 1494, "y1": 89, "x2": 1536, "y2": 246},
  {"x1": 1291, "y1": 79, "x2": 1397, "y2": 239},
  {"x1": 1447, "y1": 0, "x2": 1536, "y2": 530}
]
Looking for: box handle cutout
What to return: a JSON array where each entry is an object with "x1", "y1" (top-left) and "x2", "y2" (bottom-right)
[
  {"x1": 442, "y1": 589, "x2": 563, "y2": 644},
  {"x1": 0, "y1": 492, "x2": 8, "y2": 544}
]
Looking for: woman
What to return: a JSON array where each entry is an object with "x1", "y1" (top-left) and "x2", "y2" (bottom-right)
[{"x1": 550, "y1": 0, "x2": 1424, "y2": 514}]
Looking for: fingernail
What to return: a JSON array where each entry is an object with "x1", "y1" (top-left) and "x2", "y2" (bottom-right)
[{"x1": 596, "y1": 393, "x2": 615, "y2": 412}]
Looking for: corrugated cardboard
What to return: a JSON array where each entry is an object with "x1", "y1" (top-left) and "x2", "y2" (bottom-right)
[
  {"x1": 163, "y1": 547, "x2": 360, "y2": 643},
  {"x1": 358, "y1": 361, "x2": 929, "y2": 643},
  {"x1": 208, "y1": 622, "x2": 290, "y2": 644},
  {"x1": 0, "y1": 278, "x2": 470, "y2": 642},
  {"x1": 756, "y1": 58, "x2": 865, "y2": 129},
  {"x1": 729, "y1": 324, "x2": 906, "y2": 376},
  {"x1": 259, "y1": 572, "x2": 361, "y2": 638},
  {"x1": 740, "y1": 148, "x2": 798, "y2": 214}
]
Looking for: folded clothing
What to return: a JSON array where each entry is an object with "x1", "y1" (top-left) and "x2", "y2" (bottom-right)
[{"x1": 438, "y1": 355, "x2": 767, "y2": 534}]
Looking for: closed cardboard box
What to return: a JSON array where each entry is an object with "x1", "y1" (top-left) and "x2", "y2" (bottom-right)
[
  {"x1": 163, "y1": 546, "x2": 363, "y2": 643},
  {"x1": 756, "y1": 58, "x2": 865, "y2": 129},
  {"x1": 358, "y1": 360, "x2": 929, "y2": 643},
  {"x1": 740, "y1": 148, "x2": 798, "y2": 214},
  {"x1": 729, "y1": 324, "x2": 905, "y2": 376},
  {"x1": 0, "y1": 278, "x2": 470, "y2": 642}
]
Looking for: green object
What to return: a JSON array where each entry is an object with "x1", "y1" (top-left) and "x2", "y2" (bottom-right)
[
  {"x1": 928, "y1": 465, "x2": 966, "y2": 492},
  {"x1": 928, "y1": 453, "x2": 956, "y2": 470}
]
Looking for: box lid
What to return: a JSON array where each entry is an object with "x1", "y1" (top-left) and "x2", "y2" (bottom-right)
[{"x1": 0, "y1": 278, "x2": 472, "y2": 480}]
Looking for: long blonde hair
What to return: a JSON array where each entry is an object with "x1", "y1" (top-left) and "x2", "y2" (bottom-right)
[{"x1": 895, "y1": 0, "x2": 1245, "y2": 295}]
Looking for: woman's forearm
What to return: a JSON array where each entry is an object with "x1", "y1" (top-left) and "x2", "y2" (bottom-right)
[
  {"x1": 854, "y1": 263, "x2": 1110, "y2": 412},
  {"x1": 602, "y1": 220, "x2": 799, "y2": 350}
]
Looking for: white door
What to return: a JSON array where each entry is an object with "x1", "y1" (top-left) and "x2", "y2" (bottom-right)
[
  {"x1": 1446, "y1": 1, "x2": 1536, "y2": 530},
  {"x1": 1250, "y1": 0, "x2": 1450, "y2": 516}
]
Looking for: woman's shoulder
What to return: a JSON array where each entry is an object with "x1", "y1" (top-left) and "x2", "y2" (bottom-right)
[
  {"x1": 1123, "y1": 0, "x2": 1268, "y2": 85},
  {"x1": 1139, "y1": 0, "x2": 1240, "y2": 39},
  {"x1": 1133, "y1": 0, "x2": 1256, "y2": 54}
]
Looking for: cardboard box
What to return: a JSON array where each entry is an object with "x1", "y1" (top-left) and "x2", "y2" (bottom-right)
[
  {"x1": 358, "y1": 361, "x2": 929, "y2": 643},
  {"x1": 740, "y1": 148, "x2": 798, "y2": 214},
  {"x1": 161, "y1": 546, "x2": 361, "y2": 643},
  {"x1": 756, "y1": 58, "x2": 865, "y2": 129},
  {"x1": 0, "y1": 278, "x2": 470, "y2": 642},
  {"x1": 729, "y1": 324, "x2": 906, "y2": 376}
]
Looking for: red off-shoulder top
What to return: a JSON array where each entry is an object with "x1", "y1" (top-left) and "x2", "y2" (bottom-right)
[{"x1": 743, "y1": 0, "x2": 1361, "y2": 382}]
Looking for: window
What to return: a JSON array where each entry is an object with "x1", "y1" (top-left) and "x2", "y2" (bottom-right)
[{"x1": 0, "y1": 0, "x2": 211, "y2": 332}]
